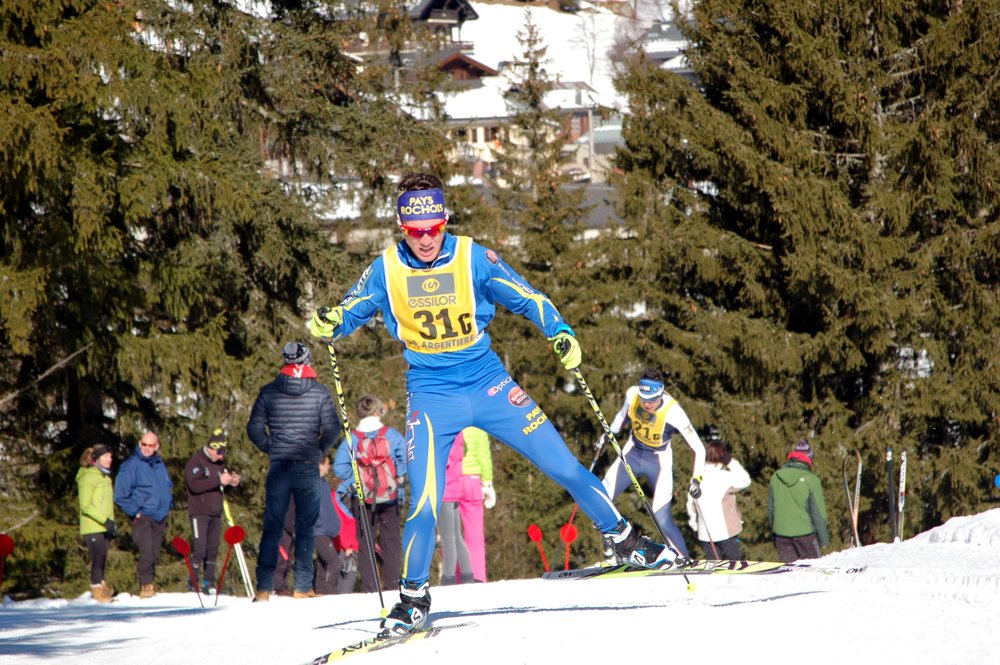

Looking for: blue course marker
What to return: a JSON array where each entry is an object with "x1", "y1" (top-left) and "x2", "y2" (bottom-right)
[{"x1": 995, "y1": 474, "x2": 1000, "y2": 490}]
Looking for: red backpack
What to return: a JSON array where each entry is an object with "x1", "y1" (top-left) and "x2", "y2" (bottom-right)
[{"x1": 353, "y1": 426, "x2": 399, "y2": 505}]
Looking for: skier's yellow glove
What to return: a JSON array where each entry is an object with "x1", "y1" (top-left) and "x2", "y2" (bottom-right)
[{"x1": 550, "y1": 332, "x2": 582, "y2": 370}]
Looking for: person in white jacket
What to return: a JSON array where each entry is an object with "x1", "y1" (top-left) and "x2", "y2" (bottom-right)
[{"x1": 686, "y1": 428, "x2": 752, "y2": 560}]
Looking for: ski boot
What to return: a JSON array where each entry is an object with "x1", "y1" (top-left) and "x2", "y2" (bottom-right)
[
  {"x1": 602, "y1": 520, "x2": 687, "y2": 569},
  {"x1": 379, "y1": 580, "x2": 431, "y2": 637}
]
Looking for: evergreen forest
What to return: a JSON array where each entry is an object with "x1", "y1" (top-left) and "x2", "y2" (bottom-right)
[{"x1": 1, "y1": 0, "x2": 998, "y2": 599}]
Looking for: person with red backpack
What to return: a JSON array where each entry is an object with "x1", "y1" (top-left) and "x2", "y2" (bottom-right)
[{"x1": 333, "y1": 395, "x2": 407, "y2": 592}]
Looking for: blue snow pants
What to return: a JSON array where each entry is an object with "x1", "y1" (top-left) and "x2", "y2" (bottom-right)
[{"x1": 399, "y1": 366, "x2": 623, "y2": 586}]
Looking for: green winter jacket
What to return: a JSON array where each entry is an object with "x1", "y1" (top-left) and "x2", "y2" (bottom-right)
[
  {"x1": 767, "y1": 461, "x2": 830, "y2": 546},
  {"x1": 77, "y1": 465, "x2": 114, "y2": 536},
  {"x1": 460, "y1": 427, "x2": 493, "y2": 482}
]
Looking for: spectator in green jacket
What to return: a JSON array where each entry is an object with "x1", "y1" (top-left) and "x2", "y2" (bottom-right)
[
  {"x1": 77, "y1": 444, "x2": 116, "y2": 603},
  {"x1": 767, "y1": 439, "x2": 830, "y2": 562}
]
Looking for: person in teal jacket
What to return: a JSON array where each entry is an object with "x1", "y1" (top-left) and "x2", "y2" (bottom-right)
[
  {"x1": 77, "y1": 444, "x2": 116, "y2": 602},
  {"x1": 309, "y1": 172, "x2": 678, "y2": 637},
  {"x1": 114, "y1": 431, "x2": 173, "y2": 598},
  {"x1": 767, "y1": 439, "x2": 830, "y2": 562}
]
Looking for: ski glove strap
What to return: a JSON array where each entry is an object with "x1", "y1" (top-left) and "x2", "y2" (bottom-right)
[{"x1": 549, "y1": 332, "x2": 582, "y2": 370}]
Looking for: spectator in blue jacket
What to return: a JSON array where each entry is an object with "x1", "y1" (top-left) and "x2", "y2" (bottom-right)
[
  {"x1": 247, "y1": 341, "x2": 340, "y2": 602},
  {"x1": 114, "y1": 431, "x2": 173, "y2": 598},
  {"x1": 333, "y1": 395, "x2": 408, "y2": 593}
]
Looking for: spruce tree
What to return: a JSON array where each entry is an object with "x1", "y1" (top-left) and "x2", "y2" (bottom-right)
[
  {"x1": 0, "y1": 0, "x2": 451, "y2": 597},
  {"x1": 611, "y1": 0, "x2": 1000, "y2": 557}
]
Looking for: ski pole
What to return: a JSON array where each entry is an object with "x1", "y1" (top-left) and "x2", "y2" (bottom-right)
[
  {"x1": 221, "y1": 493, "x2": 254, "y2": 598},
  {"x1": 171, "y1": 536, "x2": 203, "y2": 608},
  {"x1": 563, "y1": 438, "x2": 607, "y2": 528},
  {"x1": 887, "y1": 448, "x2": 898, "y2": 543},
  {"x1": 527, "y1": 524, "x2": 550, "y2": 572},
  {"x1": 561, "y1": 361, "x2": 693, "y2": 588},
  {"x1": 853, "y1": 451, "x2": 863, "y2": 546},
  {"x1": 318, "y1": 325, "x2": 385, "y2": 613},
  {"x1": 690, "y1": 498, "x2": 720, "y2": 560},
  {"x1": 842, "y1": 450, "x2": 862, "y2": 547},
  {"x1": 897, "y1": 451, "x2": 907, "y2": 540}
]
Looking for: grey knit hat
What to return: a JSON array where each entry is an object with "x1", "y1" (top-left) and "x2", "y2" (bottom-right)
[{"x1": 281, "y1": 341, "x2": 312, "y2": 366}]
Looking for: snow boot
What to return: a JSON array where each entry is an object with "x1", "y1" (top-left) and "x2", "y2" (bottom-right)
[
  {"x1": 602, "y1": 520, "x2": 685, "y2": 569},
  {"x1": 139, "y1": 583, "x2": 156, "y2": 599},
  {"x1": 380, "y1": 580, "x2": 431, "y2": 636},
  {"x1": 91, "y1": 583, "x2": 111, "y2": 603}
]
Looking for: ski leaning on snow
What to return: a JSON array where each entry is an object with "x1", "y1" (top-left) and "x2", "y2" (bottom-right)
[
  {"x1": 542, "y1": 559, "x2": 865, "y2": 580},
  {"x1": 307, "y1": 622, "x2": 475, "y2": 663}
]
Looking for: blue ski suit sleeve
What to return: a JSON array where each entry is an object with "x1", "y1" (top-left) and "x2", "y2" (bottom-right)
[
  {"x1": 328, "y1": 258, "x2": 390, "y2": 340},
  {"x1": 475, "y1": 243, "x2": 573, "y2": 339}
]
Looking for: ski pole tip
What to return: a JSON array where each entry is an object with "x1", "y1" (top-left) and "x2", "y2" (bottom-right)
[
  {"x1": 380, "y1": 607, "x2": 389, "y2": 618},
  {"x1": 686, "y1": 582, "x2": 696, "y2": 593}
]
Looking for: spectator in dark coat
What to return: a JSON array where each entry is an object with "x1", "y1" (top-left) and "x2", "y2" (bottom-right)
[
  {"x1": 184, "y1": 428, "x2": 240, "y2": 594},
  {"x1": 247, "y1": 341, "x2": 339, "y2": 601},
  {"x1": 768, "y1": 439, "x2": 830, "y2": 562},
  {"x1": 114, "y1": 431, "x2": 173, "y2": 598},
  {"x1": 274, "y1": 498, "x2": 296, "y2": 596}
]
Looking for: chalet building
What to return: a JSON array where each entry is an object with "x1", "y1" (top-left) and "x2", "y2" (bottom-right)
[
  {"x1": 408, "y1": 0, "x2": 480, "y2": 49},
  {"x1": 639, "y1": 20, "x2": 697, "y2": 83},
  {"x1": 341, "y1": 0, "x2": 667, "y2": 184}
]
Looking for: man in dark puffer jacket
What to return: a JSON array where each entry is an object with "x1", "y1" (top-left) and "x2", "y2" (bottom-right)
[{"x1": 247, "y1": 341, "x2": 340, "y2": 601}]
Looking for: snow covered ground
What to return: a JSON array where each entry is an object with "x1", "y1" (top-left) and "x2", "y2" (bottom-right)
[{"x1": 3, "y1": 509, "x2": 1000, "y2": 664}]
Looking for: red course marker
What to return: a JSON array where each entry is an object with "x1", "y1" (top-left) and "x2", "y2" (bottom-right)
[
  {"x1": 559, "y1": 523, "x2": 578, "y2": 570},
  {"x1": 527, "y1": 524, "x2": 550, "y2": 572}
]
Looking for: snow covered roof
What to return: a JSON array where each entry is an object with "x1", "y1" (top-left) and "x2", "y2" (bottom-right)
[{"x1": 440, "y1": 78, "x2": 512, "y2": 121}]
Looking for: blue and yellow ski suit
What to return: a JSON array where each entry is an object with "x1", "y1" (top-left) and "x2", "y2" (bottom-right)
[{"x1": 329, "y1": 233, "x2": 623, "y2": 585}]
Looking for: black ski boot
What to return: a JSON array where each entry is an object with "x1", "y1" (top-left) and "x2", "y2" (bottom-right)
[
  {"x1": 380, "y1": 580, "x2": 431, "y2": 636},
  {"x1": 602, "y1": 520, "x2": 687, "y2": 569}
]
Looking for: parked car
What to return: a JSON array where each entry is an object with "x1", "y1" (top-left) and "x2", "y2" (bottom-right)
[{"x1": 562, "y1": 167, "x2": 592, "y2": 183}]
